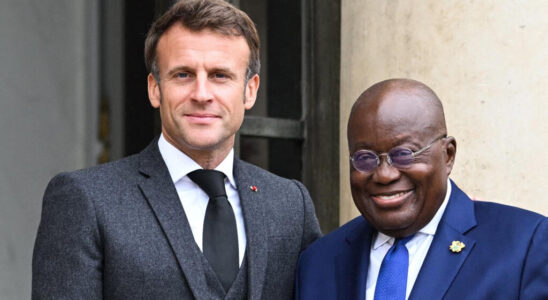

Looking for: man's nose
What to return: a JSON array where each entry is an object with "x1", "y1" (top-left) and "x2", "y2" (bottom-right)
[
  {"x1": 191, "y1": 75, "x2": 213, "y2": 102},
  {"x1": 372, "y1": 157, "x2": 401, "y2": 184}
]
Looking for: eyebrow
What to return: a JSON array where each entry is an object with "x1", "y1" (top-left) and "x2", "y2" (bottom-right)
[
  {"x1": 164, "y1": 65, "x2": 190, "y2": 77},
  {"x1": 166, "y1": 65, "x2": 238, "y2": 78},
  {"x1": 209, "y1": 67, "x2": 238, "y2": 78},
  {"x1": 352, "y1": 136, "x2": 419, "y2": 152}
]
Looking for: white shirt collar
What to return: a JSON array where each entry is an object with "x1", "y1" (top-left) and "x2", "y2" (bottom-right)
[
  {"x1": 373, "y1": 179, "x2": 452, "y2": 249},
  {"x1": 157, "y1": 134, "x2": 237, "y2": 188}
]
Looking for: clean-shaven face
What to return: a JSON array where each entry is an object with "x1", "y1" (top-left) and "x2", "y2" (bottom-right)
[{"x1": 148, "y1": 24, "x2": 259, "y2": 157}]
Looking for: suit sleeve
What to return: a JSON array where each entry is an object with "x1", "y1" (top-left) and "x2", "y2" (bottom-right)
[
  {"x1": 292, "y1": 180, "x2": 322, "y2": 250},
  {"x1": 520, "y1": 217, "x2": 548, "y2": 299},
  {"x1": 32, "y1": 172, "x2": 103, "y2": 299}
]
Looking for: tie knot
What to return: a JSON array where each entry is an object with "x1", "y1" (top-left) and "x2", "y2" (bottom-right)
[
  {"x1": 187, "y1": 169, "x2": 227, "y2": 198},
  {"x1": 394, "y1": 235, "x2": 414, "y2": 248}
]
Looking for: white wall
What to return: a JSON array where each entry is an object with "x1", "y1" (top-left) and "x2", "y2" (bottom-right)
[
  {"x1": 340, "y1": 0, "x2": 548, "y2": 223},
  {"x1": 0, "y1": 1, "x2": 99, "y2": 298}
]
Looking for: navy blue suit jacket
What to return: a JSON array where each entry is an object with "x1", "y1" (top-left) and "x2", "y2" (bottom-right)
[{"x1": 296, "y1": 181, "x2": 548, "y2": 299}]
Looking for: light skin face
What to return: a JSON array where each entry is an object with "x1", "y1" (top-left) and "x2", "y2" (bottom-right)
[
  {"x1": 148, "y1": 24, "x2": 260, "y2": 169},
  {"x1": 347, "y1": 80, "x2": 456, "y2": 237}
]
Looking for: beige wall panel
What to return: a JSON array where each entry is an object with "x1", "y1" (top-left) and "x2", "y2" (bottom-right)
[{"x1": 340, "y1": 0, "x2": 548, "y2": 223}]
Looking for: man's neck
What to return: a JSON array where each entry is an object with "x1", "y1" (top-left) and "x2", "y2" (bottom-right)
[
  {"x1": 163, "y1": 134, "x2": 233, "y2": 170},
  {"x1": 188, "y1": 149, "x2": 231, "y2": 169}
]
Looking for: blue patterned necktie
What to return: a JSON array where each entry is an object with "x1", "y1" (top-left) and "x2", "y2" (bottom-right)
[{"x1": 374, "y1": 235, "x2": 414, "y2": 300}]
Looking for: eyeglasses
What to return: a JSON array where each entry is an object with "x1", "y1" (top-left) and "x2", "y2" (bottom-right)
[{"x1": 350, "y1": 135, "x2": 447, "y2": 173}]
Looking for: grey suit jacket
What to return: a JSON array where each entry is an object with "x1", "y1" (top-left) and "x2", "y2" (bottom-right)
[{"x1": 32, "y1": 140, "x2": 322, "y2": 299}]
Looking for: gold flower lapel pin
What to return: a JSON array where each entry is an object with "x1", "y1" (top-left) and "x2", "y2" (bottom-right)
[{"x1": 449, "y1": 241, "x2": 465, "y2": 253}]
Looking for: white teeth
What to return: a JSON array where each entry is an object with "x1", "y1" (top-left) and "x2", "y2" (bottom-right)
[{"x1": 376, "y1": 191, "x2": 407, "y2": 200}]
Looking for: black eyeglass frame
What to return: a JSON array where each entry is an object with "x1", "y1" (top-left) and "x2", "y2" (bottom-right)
[{"x1": 349, "y1": 134, "x2": 448, "y2": 173}]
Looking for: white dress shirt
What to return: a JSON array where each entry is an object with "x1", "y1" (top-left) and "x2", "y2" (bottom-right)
[
  {"x1": 158, "y1": 134, "x2": 247, "y2": 266},
  {"x1": 365, "y1": 179, "x2": 452, "y2": 300}
]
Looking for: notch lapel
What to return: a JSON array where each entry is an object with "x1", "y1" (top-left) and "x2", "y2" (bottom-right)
[
  {"x1": 409, "y1": 181, "x2": 477, "y2": 300},
  {"x1": 335, "y1": 219, "x2": 374, "y2": 300},
  {"x1": 137, "y1": 141, "x2": 210, "y2": 299},
  {"x1": 233, "y1": 159, "x2": 269, "y2": 300}
]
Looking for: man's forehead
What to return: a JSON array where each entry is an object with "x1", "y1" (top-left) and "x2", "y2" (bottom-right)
[
  {"x1": 349, "y1": 90, "x2": 441, "y2": 147},
  {"x1": 350, "y1": 133, "x2": 418, "y2": 149},
  {"x1": 354, "y1": 91, "x2": 429, "y2": 125}
]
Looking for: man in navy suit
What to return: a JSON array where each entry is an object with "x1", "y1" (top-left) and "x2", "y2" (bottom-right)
[
  {"x1": 32, "y1": 1, "x2": 321, "y2": 299},
  {"x1": 296, "y1": 78, "x2": 547, "y2": 299}
]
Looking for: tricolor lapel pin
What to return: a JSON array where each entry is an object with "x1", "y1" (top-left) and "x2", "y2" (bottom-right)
[
  {"x1": 449, "y1": 241, "x2": 465, "y2": 253},
  {"x1": 250, "y1": 185, "x2": 258, "y2": 192}
]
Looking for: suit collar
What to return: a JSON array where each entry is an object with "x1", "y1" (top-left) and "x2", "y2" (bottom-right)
[
  {"x1": 335, "y1": 217, "x2": 374, "y2": 300},
  {"x1": 439, "y1": 180, "x2": 477, "y2": 233},
  {"x1": 409, "y1": 180, "x2": 477, "y2": 299},
  {"x1": 137, "y1": 140, "x2": 214, "y2": 299},
  {"x1": 139, "y1": 144, "x2": 271, "y2": 298},
  {"x1": 233, "y1": 158, "x2": 269, "y2": 300},
  {"x1": 138, "y1": 137, "x2": 166, "y2": 179}
]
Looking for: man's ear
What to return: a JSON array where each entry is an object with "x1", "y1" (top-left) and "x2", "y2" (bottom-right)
[
  {"x1": 444, "y1": 136, "x2": 457, "y2": 176},
  {"x1": 148, "y1": 73, "x2": 161, "y2": 108},
  {"x1": 243, "y1": 74, "x2": 260, "y2": 110}
]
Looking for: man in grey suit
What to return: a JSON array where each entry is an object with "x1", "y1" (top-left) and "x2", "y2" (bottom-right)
[{"x1": 32, "y1": 0, "x2": 321, "y2": 299}]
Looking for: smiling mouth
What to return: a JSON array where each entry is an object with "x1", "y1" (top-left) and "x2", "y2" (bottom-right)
[
  {"x1": 184, "y1": 113, "x2": 220, "y2": 123},
  {"x1": 185, "y1": 113, "x2": 218, "y2": 118},
  {"x1": 371, "y1": 190, "x2": 413, "y2": 208}
]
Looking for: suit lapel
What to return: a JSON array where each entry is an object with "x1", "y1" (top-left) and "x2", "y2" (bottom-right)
[
  {"x1": 335, "y1": 218, "x2": 374, "y2": 300},
  {"x1": 137, "y1": 141, "x2": 210, "y2": 299},
  {"x1": 233, "y1": 159, "x2": 269, "y2": 300},
  {"x1": 409, "y1": 181, "x2": 477, "y2": 300}
]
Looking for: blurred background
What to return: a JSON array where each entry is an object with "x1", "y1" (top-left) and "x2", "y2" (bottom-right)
[{"x1": 1, "y1": 0, "x2": 546, "y2": 298}]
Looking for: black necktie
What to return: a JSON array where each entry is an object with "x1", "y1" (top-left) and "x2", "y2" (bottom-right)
[{"x1": 187, "y1": 169, "x2": 238, "y2": 292}]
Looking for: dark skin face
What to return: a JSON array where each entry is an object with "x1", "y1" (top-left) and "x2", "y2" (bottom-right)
[{"x1": 347, "y1": 80, "x2": 456, "y2": 237}]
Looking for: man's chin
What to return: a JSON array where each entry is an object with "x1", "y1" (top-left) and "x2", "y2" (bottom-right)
[
  {"x1": 366, "y1": 211, "x2": 416, "y2": 236},
  {"x1": 182, "y1": 135, "x2": 234, "y2": 152}
]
